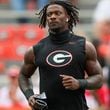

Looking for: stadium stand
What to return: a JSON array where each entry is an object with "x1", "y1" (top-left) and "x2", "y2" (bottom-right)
[
  {"x1": 0, "y1": 0, "x2": 100, "y2": 30},
  {"x1": 0, "y1": 24, "x2": 45, "y2": 61},
  {"x1": 2, "y1": 1, "x2": 109, "y2": 110}
]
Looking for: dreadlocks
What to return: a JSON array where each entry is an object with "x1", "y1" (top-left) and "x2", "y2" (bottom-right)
[{"x1": 37, "y1": 0, "x2": 79, "y2": 32}]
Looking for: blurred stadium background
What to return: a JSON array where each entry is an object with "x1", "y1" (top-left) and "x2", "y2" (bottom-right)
[{"x1": 0, "y1": 0, "x2": 110, "y2": 110}]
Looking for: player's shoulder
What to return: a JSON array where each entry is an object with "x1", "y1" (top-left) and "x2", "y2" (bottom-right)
[
  {"x1": 73, "y1": 34, "x2": 85, "y2": 38},
  {"x1": 24, "y1": 47, "x2": 35, "y2": 61},
  {"x1": 33, "y1": 36, "x2": 49, "y2": 47},
  {"x1": 32, "y1": 36, "x2": 49, "y2": 56},
  {"x1": 23, "y1": 37, "x2": 49, "y2": 63},
  {"x1": 85, "y1": 41, "x2": 97, "y2": 60},
  {"x1": 86, "y1": 41, "x2": 96, "y2": 51},
  {"x1": 71, "y1": 33, "x2": 86, "y2": 42}
]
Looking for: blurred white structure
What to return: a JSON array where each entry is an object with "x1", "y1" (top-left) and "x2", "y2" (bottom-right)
[{"x1": 93, "y1": 0, "x2": 110, "y2": 22}]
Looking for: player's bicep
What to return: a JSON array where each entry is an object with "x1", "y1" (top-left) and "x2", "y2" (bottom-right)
[
  {"x1": 86, "y1": 60, "x2": 102, "y2": 76},
  {"x1": 85, "y1": 41, "x2": 102, "y2": 76},
  {"x1": 20, "y1": 47, "x2": 37, "y2": 78}
]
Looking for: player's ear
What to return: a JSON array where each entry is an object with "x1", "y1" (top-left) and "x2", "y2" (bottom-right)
[
  {"x1": 66, "y1": 18, "x2": 69, "y2": 22},
  {"x1": 66, "y1": 15, "x2": 70, "y2": 22}
]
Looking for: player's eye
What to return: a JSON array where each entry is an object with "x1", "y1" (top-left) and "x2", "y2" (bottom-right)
[
  {"x1": 55, "y1": 11, "x2": 62, "y2": 16},
  {"x1": 46, "y1": 12, "x2": 52, "y2": 17}
]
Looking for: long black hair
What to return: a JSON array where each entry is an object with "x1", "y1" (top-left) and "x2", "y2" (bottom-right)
[{"x1": 37, "y1": 0, "x2": 79, "y2": 32}]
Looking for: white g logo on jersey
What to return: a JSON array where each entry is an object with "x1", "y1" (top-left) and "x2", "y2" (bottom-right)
[
  {"x1": 46, "y1": 50, "x2": 72, "y2": 67},
  {"x1": 53, "y1": 53, "x2": 72, "y2": 63}
]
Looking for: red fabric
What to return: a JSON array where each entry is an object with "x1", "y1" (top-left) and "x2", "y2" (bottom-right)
[
  {"x1": 97, "y1": 35, "x2": 110, "y2": 57},
  {"x1": 101, "y1": 35, "x2": 110, "y2": 43},
  {"x1": 85, "y1": 90, "x2": 91, "y2": 96},
  {"x1": 0, "y1": 103, "x2": 30, "y2": 110},
  {"x1": 109, "y1": 89, "x2": 110, "y2": 106},
  {"x1": 0, "y1": 106, "x2": 30, "y2": 110},
  {"x1": 98, "y1": 44, "x2": 110, "y2": 57},
  {"x1": 96, "y1": 84, "x2": 109, "y2": 106}
]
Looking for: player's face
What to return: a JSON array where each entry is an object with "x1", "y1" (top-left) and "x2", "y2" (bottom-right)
[{"x1": 46, "y1": 4, "x2": 69, "y2": 32}]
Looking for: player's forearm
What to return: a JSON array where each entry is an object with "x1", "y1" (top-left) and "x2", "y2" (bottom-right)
[
  {"x1": 79, "y1": 74, "x2": 103, "y2": 90},
  {"x1": 86, "y1": 74, "x2": 103, "y2": 89},
  {"x1": 84, "y1": 60, "x2": 103, "y2": 90},
  {"x1": 18, "y1": 73, "x2": 34, "y2": 99}
]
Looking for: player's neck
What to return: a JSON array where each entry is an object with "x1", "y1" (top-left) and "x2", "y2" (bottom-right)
[{"x1": 49, "y1": 29, "x2": 71, "y2": 44}]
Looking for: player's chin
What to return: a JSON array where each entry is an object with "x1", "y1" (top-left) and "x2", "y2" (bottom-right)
[
  {"x1": 49, "y1": 23, "x2": 59, "y2": 28},
  {"x1": 49, "y1": 26, "x2": 61, "y2": 32}
]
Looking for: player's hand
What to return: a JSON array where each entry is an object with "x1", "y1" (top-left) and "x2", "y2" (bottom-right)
[
  {"x1": 28, "y1": 94, "x2": 38, "y2": 109},
  {"x1": 28, "y1": 94, "x2": 48, "y2": 110},
  {"x1": 60, "y1": 74, "x2": 80, "y2": 90}
]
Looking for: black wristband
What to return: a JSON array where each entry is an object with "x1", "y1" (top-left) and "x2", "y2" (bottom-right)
[
  {"x1": 78, "y1": 79, "x2": 88, "y2": 89},
  {"x1": 25, "y1": 89, "x2": 34, "y2": 100}
]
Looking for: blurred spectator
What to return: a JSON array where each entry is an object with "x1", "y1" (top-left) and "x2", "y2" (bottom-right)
[
  {"x1": 87, "y1": 0, "x2": 110, "y2": 109},
  {"x1": 10, "y1": 0, "x2": 29, "y2": 23},
  {"x1": 92, "y1": 0, "x2": 110, "y2": 67},
  {"x1": 10, "y1": 0, "x2": 26, "y2": 11},
  {"x1": 0, "y1": 0, "x2": 9, "y2": 4},
  {"x1": 9, "y1": 0, "x2": 50, "y2": 10},
  {"x1": 9, "y1": 0, "x2": 50, "y2": 23},
  {"x1": 85, "y1": 90, "x2": 99, "y2": 110},
  {"x1": 85, "y1": 69, "x2": 109, "y2": 110},
  {"x1": 37, "y1": 0, "x2": 50, "y2": 9},
  {"x1": 27, "y1": 0, "x2": 37, "y2": 10},
  {"x1": 0, "y1": 65, "x2": 30, "y2": 110},
  {"x1": 86, "y1": 82, "x2": 109, "y2": 110},
  {"x1": 37, "y1": 0, "x2": 80, "y2": 10}
]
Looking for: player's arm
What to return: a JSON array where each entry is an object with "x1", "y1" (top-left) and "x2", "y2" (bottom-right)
[
  {"x1": 60, "y1": 42, "x2": 103, "y2": 90},
  {"x1": 18, "y1": 47, "x2": 37, "y2": 100},
  {"x1": 60, "y1": 41, "x2": 103, "y2": 90},
  {"x1": 84, "y1": 41, "x2": 103, "y2": 89}
]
